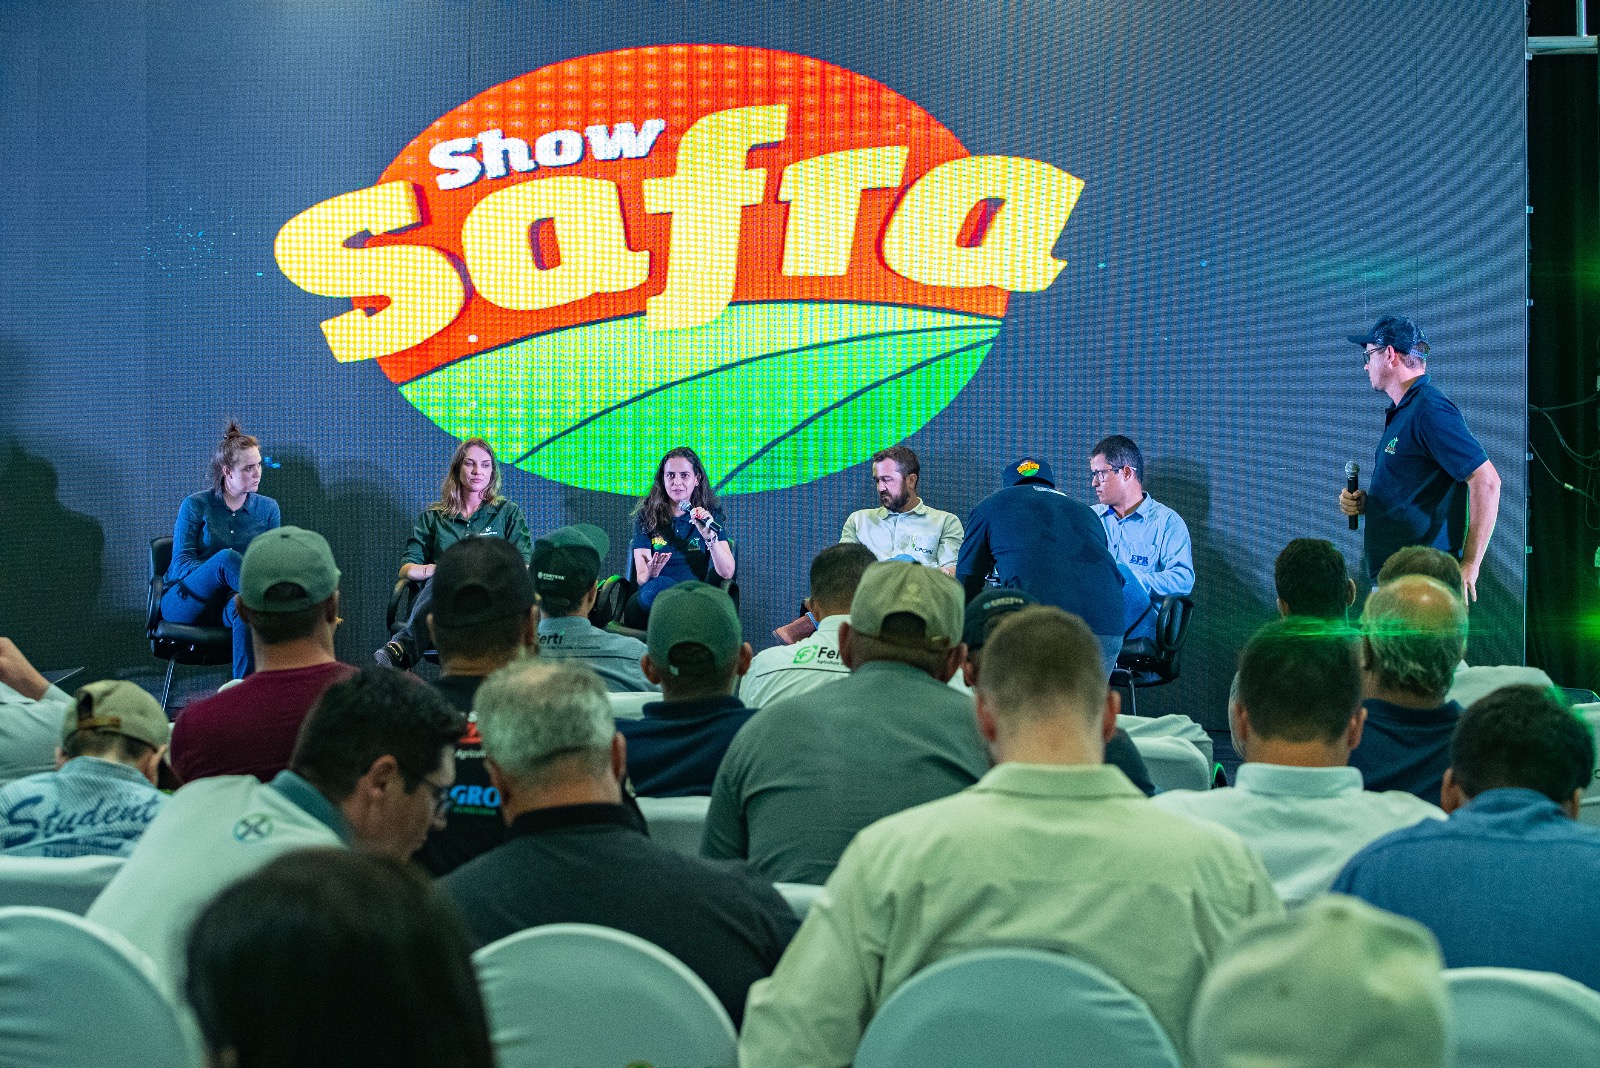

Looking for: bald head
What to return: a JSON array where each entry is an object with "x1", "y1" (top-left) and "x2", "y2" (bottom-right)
[{"x1": 1360, "y1": 575, "x2": 1468, "y2": 701}]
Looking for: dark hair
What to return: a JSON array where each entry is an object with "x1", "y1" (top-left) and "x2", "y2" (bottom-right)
[
  {"x1": 810, "y1": 543, "x2": 879, "y2": 614},
  {"x1": 1451, "y1": 685, "x2": 1595, "y2": 805},
  {"x1": 632, "y1": 446, "x2": 720, "y2": 536},
  {"x1": 185, "y1": 849, "x2": 494, "y2": 1068},
  {"x1": 290, "y1": 668, "x2": 466, "y2": 801},
  {"x1": 209, "y1": 421, "x2": 260, "y2": 494},
  {"x1": 430, "y1": 438, "x2": 504, "y2": 518},
  {"x1": 871, "y1": 445, "x2": 920, "y2": 480},
  {"x1": 1274, "y1": 539, "x2": 1352, "y2": 620},
  {"x1": 976, "y1": 606, "x2": 1108, "y2": 724},
  {"x1": 62, "y1": 730, "x2": 154, "y2": 763},
  {"x1": 1236, "y1": 619, "x2": 1362, "y2": 743},
  {"x1": 245, "y1": 582, "x2": 329, "y2": 646},
  {"x1": 1377, "y1": 546, "x2": 1463, "y2": 597},
  {"x1": 432, "y1": 613, "x2": 528, "y2": 661},
  {"x1": 1090, "y1": 435, "x2": 1144, "y2": 481},
  {"x1": 657, "y1": 641, "x2": 739, "y2": 699}
]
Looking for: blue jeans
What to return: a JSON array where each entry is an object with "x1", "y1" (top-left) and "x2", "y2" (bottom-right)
[
  {"x1": 161, "y1": 550, "x2": 253, "y2": 678},
  {"x1": 1117, "y1": 563, "x2": 1159, "y2": 643},
  {"x1": 388, "y1": 578, "x2": 434, "y2": 662}
]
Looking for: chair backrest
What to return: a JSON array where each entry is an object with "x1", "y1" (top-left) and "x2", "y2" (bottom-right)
[
  {"x1": 0, "y1": 906, "x2": 194, "y2": 1068},
  {"x1": 1575, "y1": 704, "x2": 1600, "y2": 828},
  {"x1": 0, "y1": 855, "x2": 127, "y2": 916},
  {"x1": 147, "y1": 537, "x2": 174, "y2": 633},
  {"x1": 606, "y1": 690, "x2": 654, "y2": 720},
  {"x1": 1131, "y1": 735, "x2": 1212, "y2": 793},
  {"x1": 474, "y1": 922, "x2": 736, "y2": 1068},
  {"x1": 775, "y1": 881, "x2": 825, "y2": 919},
  {"x1": 635, "y1": 794, "x2": 711, "y2": 857},
  {"x1": 855, "y1": 947, "x2": 1182, "y2": 1068},
  {"x1": 1446, "y1": 967, "x2": 1600, "y2": 1068}
]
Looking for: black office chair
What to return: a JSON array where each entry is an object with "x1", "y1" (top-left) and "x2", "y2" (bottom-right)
[
  {"x1": 590, "y1": 540, "x2": 741, "y2": 631},
  {"x1": 146, "y1": 536, "x2": 234, "y2": 714},
  {"x1": 1110, "y1": 594, "x2": 1194, "y2": 717}
]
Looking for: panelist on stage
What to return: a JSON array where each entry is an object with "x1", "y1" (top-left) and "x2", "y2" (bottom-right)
[
  {"x1": 839, "y1": 446, "x2": 963, "y2": 574},
  {"x1": 1338, "y1": 317, "x2": 1501, "y2": 600},
  {"x1": 376, "y1": 438, "x2": 531, "y2": 669},
  {"x1": 162, "y1": 422, "x2": 280, "y2": 679},
  {"x1": 626, "y1": 447, "x2": 735, "y2": 627},
  {"x1": 1089, "y1": 434, "x2": 1194, "y2": 640}
]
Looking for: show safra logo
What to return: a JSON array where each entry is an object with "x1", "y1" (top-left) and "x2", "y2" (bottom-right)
[{"x1": 275, "y1": 45, "x2": 1083, "y2": 495}]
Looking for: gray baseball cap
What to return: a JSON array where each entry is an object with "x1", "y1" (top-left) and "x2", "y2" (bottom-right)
[{"x1": 849, "y1": 560, "x2": 964, "y2": 647}]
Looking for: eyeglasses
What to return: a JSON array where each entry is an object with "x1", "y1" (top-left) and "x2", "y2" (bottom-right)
[
  {"x1": 1363, "y1": 346, "x2": 1383, "y2": 366},
  {"x1": 420, "y1": 778, "x2": 454, "y2": 819},
  {"x1": 1089, "y1": 467, "x2": 1123, "y2": 485}
]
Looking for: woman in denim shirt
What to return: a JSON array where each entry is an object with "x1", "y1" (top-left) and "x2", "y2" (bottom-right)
[{"x1": 162, "y1": 423, "x2": 281, "y2": 678}]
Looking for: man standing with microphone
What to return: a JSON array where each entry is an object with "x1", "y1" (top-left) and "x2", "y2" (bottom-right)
[{"x1": 1339, "y1": 316, "x2": 1501, "y2": 601}]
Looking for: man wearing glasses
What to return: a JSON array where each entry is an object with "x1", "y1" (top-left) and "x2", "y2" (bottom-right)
[
  {"x1": 1339, "y1": 317, "x2": 1501, "y2": 602},
  {"x1": 1089, "y1": 435, "x2": 1194, "y2": 641}
]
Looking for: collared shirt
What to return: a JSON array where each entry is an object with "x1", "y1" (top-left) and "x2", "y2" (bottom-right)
[
  {"x1": 840, "y1": 500, "x2": 964, "y2": 569},
  {"x1": 1333, "y1": 788, "x2": 1600, "y2": 990},
  {"x1": 536, "y1": 616, "x2": 655, "y2": 693},
  {"x1": 1096, "y1": 495, "x2": 1194, "y2": 597},
  {"x1": 441, "y1": 802, "x2": 798, "y2": 1026},
  {"x1": 402, "y1": 497, "x2": 532, "y2": 567},
  {"x1": 1349, "y1": 697, "x2": 1463, "y2": 805},
  {"x1": 1153, "y1": 763, "x2": 1444, "y2": 905},
  {"x1": 0, "y1": 682, "x2": 71, "y2": 787},
  {"x1": 740, "y1": 615, "x2": 850, "y2": 708},
  {"x1": 618, "y1": 694, "x2": 756, "y2": 797},
  {"x1": 1447, "y1": 660, "x2": 1555, "y2": 709},
  {"x1": 165, "y1": 489, "x2": 281, "y2": 584},
  {"x1": 1364, "y1": 374, "x2": 1489, "y2": 581},
  {"x1": 740, "y1": 763, "x2": 1282, "y2": 1068},
  {"x1": 0, "y1": 757, "x2": 166, "y2": 858},
  {"x1": 705, "y1": 660, "x2": 989, "y2": 885},
  {"x1": 628, "y1": 511, "x2": 727, "y2": 585},
  {"x1": 171, "y1": 661, "x2": 357, "y2": 784}
]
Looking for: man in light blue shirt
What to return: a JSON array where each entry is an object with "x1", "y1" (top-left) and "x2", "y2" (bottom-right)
[
  {"x1": 1155, "y1": 619, "x2": 1442, "y2": 905},
  {"x1": 1090, "y1": 435, "x2": 1194, "y2": 640},
  {"x1": 532, "y1": 524, "x2": 655, "y2": 693}
]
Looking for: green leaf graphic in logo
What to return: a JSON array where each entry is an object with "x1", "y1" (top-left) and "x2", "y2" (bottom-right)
[{"x1": 401, "y1": 302, "x2": 1001, "y2": 496}]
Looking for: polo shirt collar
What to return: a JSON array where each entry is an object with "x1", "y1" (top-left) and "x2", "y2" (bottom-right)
[
  {"x1": 972, "y1": 762, "x2": 1143, "y2": 800},
  {"x1": 509, "y1": 802, "x2": 644, "y2": 837},
  {"x1": 1097, "y1": 494, "x2": 1151, "y2": 521},
  {"x1": 1363, "y1": 696, "x2": 1461, "y2": 726},
  {"x1": 641, "y1": 693, "x2": 746, "y2": 721},
  {"x1": 1460, "y1": 786, "x2": 1565, "y2": 820},
  {"x1": 1235, "y1": 762, "x2": 1363, "y2": 798},
  {"x1": 268, "y1": 770, "x2": 353, "y2": 844},
  {"x1": 59, "y1": 756, "x2": 151, "y2": 786},
  {"x1": 540, "y1": 615, "x2": 595, "y2": 635},
  {"x1": 1389, "y1": 373, "x2": 1431, "y2": 412},
  {"x1": 815, "y1": 615, "x2": 848, "y2": 637},
  {"x1": 872, "y1": 499, "x2": 930, "y2": 521}
]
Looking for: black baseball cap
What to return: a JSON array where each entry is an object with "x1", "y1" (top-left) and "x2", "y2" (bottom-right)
[
  {"x1": 1004, "y1": 456, "x2": 1056, "y2": 487},
  {"x1": 962, "y1": 587, "x2": 1039, "y2": 650},
  {"x1": 1348, "y1": 316, "x2": 1429, "y2": 357},
  {"x1": 531, "y1": 524, "x2": 610, "y2": 611},
  {"x1": 431, "y1": 536, "x2": 535, "y2": 627}
]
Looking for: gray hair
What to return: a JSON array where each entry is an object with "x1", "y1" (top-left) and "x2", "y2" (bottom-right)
[
  {"x1": 1360, "y1": 575, "x2": 1467, "y2": 700},
  {"x1": 472, "y1": 659, "x2": 613, "y2": 781}
]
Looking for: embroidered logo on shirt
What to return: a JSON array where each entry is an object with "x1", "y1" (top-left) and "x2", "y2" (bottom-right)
[
  {"x1": 793, "y1": 647, "x2": 817, "y2": 664},
  {"x1": 232, "y1": 813, "x2": 274, "y2": 842},
  {"x1": 1385, "y1": 437, "x2": 1398, "y2": 455},
  {"x1": 1130, "y1": 555, "x2": 1150, "y2": 566}
]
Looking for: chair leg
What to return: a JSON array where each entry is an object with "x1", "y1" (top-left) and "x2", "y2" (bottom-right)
[
  {"x1": 1126, "y1": 681, "x2": 1138, "y2": 717},
  {"x1": 159, "y1": 659, "x2": 177, "y2": 716}
]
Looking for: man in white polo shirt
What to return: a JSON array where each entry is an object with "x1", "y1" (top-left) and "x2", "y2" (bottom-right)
[
  {"x1": 840, "y1": 446, "x2": 963, "y2": 574},
  {"x1": 741, "y1": 543, "x2": 877, "y2": 708}
]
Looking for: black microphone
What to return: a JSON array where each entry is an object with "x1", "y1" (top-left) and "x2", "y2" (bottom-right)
[
  {"x1": 1345, "y1": 461, "x2": 1360, "y2": 531},
  {"x1": 689, "y1": 506, "x2": 723, "y2": 536}
]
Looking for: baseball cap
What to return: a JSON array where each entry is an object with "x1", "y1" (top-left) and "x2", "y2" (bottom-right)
[
  {"x1": 1190, "y1": 895, "x2": 1448, "y2": 1068},
  {"x1": 432, "y1": 536, "x2": 536, "y2": 628},
  {"x1": 962, "y1": 587, "x2": 1039, "y2": 650},
  {"x1": 1004, "y1": 456, "x2": 1056, "y2": 487},
  {"x1": 646, "y1": 581, "x2": 742, "y2": 675},
  {"x1": 531, "y1": 524, "x2": 610, "y2": 611},
  {"x1": 239, "y1": 527, "x2": 340, "y2": 612},
  {"x1": 1348, "y1": 315, "x2": 1429, "y2": 357},
  {"x1": 63, "y1": 680, "x2": 171, "y2": 749},
  {"x1": 850, "y1": 560, "x2": 964, "y2": 647}
]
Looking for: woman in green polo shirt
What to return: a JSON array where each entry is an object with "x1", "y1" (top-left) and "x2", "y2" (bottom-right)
[{"x1": 376, "y1": 439, "x2": 532, "y2": 668}]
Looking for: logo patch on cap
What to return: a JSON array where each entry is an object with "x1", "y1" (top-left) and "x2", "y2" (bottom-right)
[{"x1": 1017, "y1": 460, "x2": 1041, "y2": 477}]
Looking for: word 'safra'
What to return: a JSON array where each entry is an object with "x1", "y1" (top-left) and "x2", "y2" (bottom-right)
[{"x1": 274, "y1": 104, "x2": 1084, "y2": 363}]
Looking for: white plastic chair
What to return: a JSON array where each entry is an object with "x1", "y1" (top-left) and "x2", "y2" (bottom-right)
[
  {"x1": 607, "y1": 691, "x2": 653, "y2": 720},
  {"x1": 1131, "y1": 735, "x2": 1213, "y2": 792},
  {"x1": 1446, "y1": 967, "x2": 1600, "y2": 1068},
  {"x1": 855, "y1": 947, "x2": 1182, "y2": 1068},
  {"x1": 0, "y1": 855, "x2": 126, "y2": 915},
  {"x1": 776, "y1": 881, "x2": 825, "y2": 919},
  {"x1": 636, "y1": 794, "x2": 711, "y2": 856},
  {"x1": 474, "y1": 922, "x2": 736, "y2": 1068},
  {"x1": 0, "y1": 906, "x2": 195, "y2": 1067}
]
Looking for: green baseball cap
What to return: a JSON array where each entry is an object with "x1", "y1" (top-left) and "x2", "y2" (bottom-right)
[
  {"x1": 239, "y1": 526, "x2": 341, "y2": 613},
  {"x1": 646, "y1": 581, "x2": 741, "y2": 674},
  {"x1": 532, "y1": 524, "x2": 610, "y2": 611},
  {"x1": 849, "y1": 560, "x2": 963, "y2": 647},
  {"x1": 64, "y1": 680, "x2": 171, "y2": 749}
]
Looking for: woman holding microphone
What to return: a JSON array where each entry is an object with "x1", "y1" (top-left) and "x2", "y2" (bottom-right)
[{"x1": 624, "y1": 447, "x2": 735, "y2": 626}]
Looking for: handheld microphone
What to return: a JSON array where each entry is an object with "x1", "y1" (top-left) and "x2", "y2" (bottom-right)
[
  {"x1": 1345, "y1": 461, "x2": 1360, "y2": 531},
  {"x1": 689, "y1": 506, "x2": 723, "y2": 536}
]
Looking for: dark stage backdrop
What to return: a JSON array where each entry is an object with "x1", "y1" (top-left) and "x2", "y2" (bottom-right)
[{"x1": 1, "y1": 1, "x2": 1526, "y2": 726}]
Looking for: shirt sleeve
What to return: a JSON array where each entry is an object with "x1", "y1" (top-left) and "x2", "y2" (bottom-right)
[
  {"x1": 401, "y1": 510, "x2": 434, "y2": 567},
  {"x1": 261, "y1": 496, "x2": 282, "y2": 532},
  {"x1": 839, "y1": 511, "x2": 860, "y2": 544},
  {"x1": 1418, "y1": 396, "x2": 1490, "y2": 483},
  {"x1": 935, "y1": 513, "x2": 965, "y2": 569},
  {"x1": 700, "y1": 736, "x2": 750, "y2": 861},
  {"x1": 167, "y1": 495, "x2": 206, "y2": 581},
  {"x1": 501, "y1": 501, "x2": 534, "y2": 565},
  {"x1": 954, "y1": 503, "x2": 993, "y2": 583},
  {"x1": 1141, "y1": 509, "x2": 1195, "y2": 598}
]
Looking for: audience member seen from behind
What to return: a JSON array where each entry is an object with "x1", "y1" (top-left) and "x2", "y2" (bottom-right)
[
  {"x1": 187, "y1": 849, "x2": 494, "y2": 1068},
  {"x1": 740, "y1": 607, "x2": 1281, "y2": 1068},
  {"x1": 1376, "y1": 546, "x2": 1553, "y2": 708},
  {"x1": 1089, "y1": 435, "x2": 1195, "y2": 641},
  {"x1": 838, "y1": 445, "x2": 964, "y2": 573},
  {"x1": 533, "y1": 524, "x2": 654, "y2": 693},
  {"x1": 1154, "y1": 620, "x2": 1443, "y2": 905},
  {"x1": 1190, "y1": 895, "x2": 1448, "y2": 1068},
  {"x1": 625, "y1": 446, "x2": 735, "y2": 626},
  {"x1": 170, "y1": 526, "x2": 353, "y2": 785},
  {"x1": 1274, "y1": 538, "x2": 1357, "y2": 620},
  {"x1": 0, "y1": 636, "x2": 76, "y2": 787},
  {"x1": 0, "y1": 681, "x2": 170, "y2": 858},
  {"x1": 622, "y1": 582, "x2": 754, "y2": 796},
  {"x1": 703, "y1": 561, "x2": 986, "y2": 884},
  {"x1": 741, "y1": 543, "x2": 877, "y2": 707},
  {"x1": 415, "y1": 535, "x2": 541, "y2": 877},
  {"x1": 378, "y1": 437, "x2": 532, "y2": 670},
  {"x1": 161, "y1": 422, "x2": 281, "y2": 678},
  {"x1": 88, "y1": 667, "x2": 464, "y2": 985},
  {"x1": 1334, "y1": 685, "x2": 1600, "y2": 990},
  {"x1": 1349, "y1": 575, "x2": 1468, "y2": 805},
  {"x1": 441, "y1": 659, "x2": 797, "y2": 1025}
]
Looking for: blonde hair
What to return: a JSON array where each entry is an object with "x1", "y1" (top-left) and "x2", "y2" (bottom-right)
[
  {"x1": 209, "y1": 422, "x2": 259, "y2": 493},
  {"x1": 430, "y1": 438, "x2": 504, "y2": 517}
]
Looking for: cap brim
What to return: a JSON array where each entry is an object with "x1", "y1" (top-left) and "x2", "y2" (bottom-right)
[{"x1": 1347, "y1": 334, "x2": 1374, "y2": 346}]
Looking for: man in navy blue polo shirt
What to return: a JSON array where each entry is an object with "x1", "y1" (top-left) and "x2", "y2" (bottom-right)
[{"x1": 1339, "y1": 316, "x2": 1501, "y2": 600}]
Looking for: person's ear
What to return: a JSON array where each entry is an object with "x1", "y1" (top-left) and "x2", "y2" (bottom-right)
[
  {"x1": 234, "y1": 597, "x2": 252, "y2": 628},
  {"x1": 521, "y1": 607, "x2": 539, "y2": 650},
  {"x1": 962, "y1": 659, "x2": 978, "y2": 688},
  {"x1": 1565, "y1": 788, "x2": 1584, "y2": 821},
  {"x1": 1101, "y1": 690, "x2": 1120, "y2": 743},
  {"x1": 905, "y1": 470, "x2": 919, "y2": 495},
  {"x1": 1345, "y1": 705, "x2": 1367, "y2": 751},
  {"x1": 735, "y1": 642, "x2": 754, "y2": 677},
  {"x1": 1344, "y1": 578, "x2": 1359, "y2": 607},
  {"x1": 325, "y1": 591, "x2": 341, "y2": 625},
  {"x1": 641, "y1": 654, "x2": 664, "y2": 686},
  {"x1": 53, "y1": 747, "x2": 67, "y2": 771},
  {"x1": 1230, "y1": 700, "x2": 1251, "y2": 751},
  {"x1": 1439, "y1": 768, "x2": 1467, "y2": 814},
  {"x1": 137, "y1": 745, "x2": 166, "y2": 784},
  {"x1": 1275, "y1": 597, "x2": 1290, "y2": 619},
  {"x1": 974, "y1": 691, "x2": 1000, "y2": 744},
  {"x1": 427, "y1": 613, "x2": 437, "y2": 648},
  {"x1": 838, "y1": 622, "x2": 857, "y2": 669},
  {"x1": 610, "y1": 733, "x2": 628, "y2": 783},
  {"x1": 932, "y1": 641, "x2": 967, "y2": 684}
]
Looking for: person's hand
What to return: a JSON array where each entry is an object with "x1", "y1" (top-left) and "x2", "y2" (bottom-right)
[
  {"x1": 402, "y1": 562, "x2": 437, "y2": 582},
  {"x1": 0, "y1": 638, "x2": 50, "y2": 701},
  {"x1": 1339, "y1": 488, "x2": 1366, "y2": 516},
  {"x1": 644, "y1": 552, "x2": 673, "y2": 579},
  {"x1": 687, "y1": 507, "x2": 718, "y2": 541},
  {"x1": 1460, "y1": 560, "x2": 1481, "y2": 603}
]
